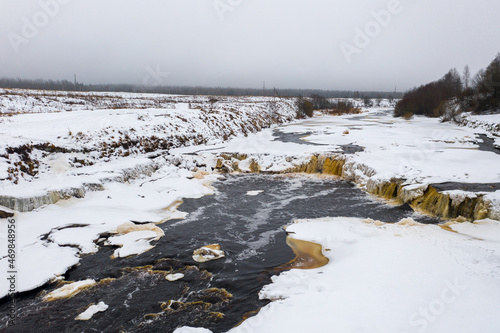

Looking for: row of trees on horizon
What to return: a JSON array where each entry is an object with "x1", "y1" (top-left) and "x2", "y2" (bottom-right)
[{"x1": 0, "y1": 77, "x2": 403, "y2": 100}]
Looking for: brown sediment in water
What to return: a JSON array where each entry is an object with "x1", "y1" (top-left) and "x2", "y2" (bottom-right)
[
  {"x1": 42, "y1": 277, "x2": 116, "y2": 302},
  {"x1": 141, "y1": 288, "x2": 232, "y2": 326},
  {"x1": 232, "y1": 309, "x2": 261, "y2": 329},
  {"x1": 240, "y1": 309, "x2": 260, "y2": 322},
  {"x1": 42, "y1": 280, "x2": 97, "y2": 302},
  {"x1": 163, "y1": 199, "x2": 183, "y2": 212},
  {"x1": 233, "y1": 237, "x2": 330, "y2": 327},
  {"x1": 275, "y1": 236, "x2": 329, "y2": 271}
]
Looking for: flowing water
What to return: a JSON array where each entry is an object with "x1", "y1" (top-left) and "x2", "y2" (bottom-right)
[{"x1": 0, "y1": 174, "x2": 439, "y2": 333}]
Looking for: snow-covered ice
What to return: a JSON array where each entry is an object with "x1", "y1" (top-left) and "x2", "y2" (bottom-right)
[
  {"x1": 165, "y1": 273, "x2": 185, "y2": 282},
  {"x1": 192, "y1": 244, "x2": 225, "y2": 263},
  {"x1": 173, "y1": 327, "x2": 213, "y2": 333},
  {"x1": 1, "y1": 89, "x2": 298, "y2": 298},
  {"x1": 43, "y1": 279, "x2": 96, "y2": 302},
  {"x1": 177, "y1": 108, "x2": 500, "y2": 218},
  {"x1": 75, "y1": 301, "x2": 109, "y2": 321},
  {"x1": 209, "y1": 109, "x2": 500, "y2": 185},
  {"x1": 246, "y1": 190, "x2": 263, "y2": 196}
]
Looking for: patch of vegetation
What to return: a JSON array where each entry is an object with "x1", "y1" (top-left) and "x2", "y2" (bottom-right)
[
  {"x1": 308, "y1": 94, "x2": 360, "y2": 115},
  {"x1": 295, "y1": 96, "x2": 314, "y2": 118},
  {"x1": 394, "y1": 69, "x2": 462, "y2": 118},
  {"x1": 402, "y1": 112, "x2": 414, "y2": 120},
  {"x1": 3, "y1": 144, "x2": 43, "y2": 182}
]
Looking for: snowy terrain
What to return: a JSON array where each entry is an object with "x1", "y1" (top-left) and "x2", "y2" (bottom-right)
[
  {"x1": 185, "y1": 108, "x2": 500, "y2": 184},
  {"x1": 0, "y1": 89, "x2": 296, "y2": 208},
  {"x1": 0, "y1": 164, "x2": 219, "y2": 297},
  {"x1": 175, "y1": 108, "x2": 500, "y2": 219},
  {"x1": 0, "y1": 89, "x2": 296, "y2": 298},
  {"x1": 230, "y1": 217, "x2": 500, "y2": 333},
  {"x1": 1, "y1": 89, "x2": 500, "y2": 332},
  {"x1": 457, "y1": 112, "x2": 500, "y2": 148}
]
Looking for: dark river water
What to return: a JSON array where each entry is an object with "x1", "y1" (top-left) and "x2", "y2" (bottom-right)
[{"x1": 0, "y1": 174, "x2": 439, "y2": 333}]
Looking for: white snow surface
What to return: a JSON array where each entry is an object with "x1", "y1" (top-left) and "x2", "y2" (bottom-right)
[
  {"x1": 0, "y1": 241, "x2": 80, "y2": 295},
  {"x1": 246, "y1": 190, "x2": 263, "y2": 196},
  {"x1": 450, "y1": 219, "x2": 500, "y2": 242},
  {"x1": 0, "y1": 165, "x2": 218, "y2": 298},
  {"x1": 165, "y1": 273, "x2": 185, "y2": 282},
  {"x1": 210, "y1": 109, "x2": 500, "y2": 185},
  {"x1": 230, "y1": 217, "x2": 500, "y2": 333}
]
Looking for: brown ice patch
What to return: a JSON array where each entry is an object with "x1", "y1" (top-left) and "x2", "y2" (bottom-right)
[
  {"x1": 115, "y1": 222, "x2": 164, "y2": 238},
  {"x1": 192, "y1": 244, "x2": 225, "y2": 263},
  {"x1": 276, "y1": 236, "x2": 329, "y2": 271},
  {"x1": 43, "y1": 279, "x2": 96, "y2": 302}
]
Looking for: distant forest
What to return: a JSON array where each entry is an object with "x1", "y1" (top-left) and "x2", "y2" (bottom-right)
[
  {"x1": 0, "y1": 77, "x2": 403, "y2": 99},
  {"x1": 395, "y1": 53, "x2": 500, "y2": 118}
]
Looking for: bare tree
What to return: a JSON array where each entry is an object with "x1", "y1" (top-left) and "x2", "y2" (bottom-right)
[
  {"x1": 363, "y1": 96, "x2": 373, "y2": 107},
  {"x1": 463, "y1": 65, "x2": 470, "y2": 90},
  {"x1": 295, "y1": 96, "x2": 314, "y2": 118}
]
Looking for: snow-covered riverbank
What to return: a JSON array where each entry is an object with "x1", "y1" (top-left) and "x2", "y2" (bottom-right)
[
  {"x1": 0, "y1": 90, "x2": 297, "y2": 299},
  {"x1": 229, "y1": 217, "x2": 500, "y2": 333},
  {"x1": 0, "y1": 90, "x2": 296, "y2": 211},
  {"x1": 1, "y1": 90, "x2": 500, "y2": 332},
  {"x1": 176, "y1": 108, "x2": 500, "y2": 220}
]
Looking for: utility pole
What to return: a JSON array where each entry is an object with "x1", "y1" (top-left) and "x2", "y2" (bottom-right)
[
  {"x1": 274, "y1": 87, "x2": 282, "y2": 99},
  {"x1": 74, "y1": 74, "x2": 77, "y2": 91},
  {"x1": 263, "y1": 81, "x2": 266, "y2": 96}
]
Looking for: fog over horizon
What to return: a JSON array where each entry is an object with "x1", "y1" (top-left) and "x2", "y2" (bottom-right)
[{"x1": 1, "y1": 0, "x2": 499, "y2": 92}]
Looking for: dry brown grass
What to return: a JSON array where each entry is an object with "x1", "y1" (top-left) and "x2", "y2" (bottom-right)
[{"x1": 321, "y1": 108, "x2": 362, "y2": 116}]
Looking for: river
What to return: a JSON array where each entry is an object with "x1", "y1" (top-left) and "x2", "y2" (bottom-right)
[{"x1": 0, "y1": 174, "x2": 439, "y2": 333}]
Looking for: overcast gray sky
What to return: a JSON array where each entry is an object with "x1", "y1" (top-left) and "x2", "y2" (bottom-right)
[{"x1": 1, "y1": 0, "x2": 499, "y2": 92}]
